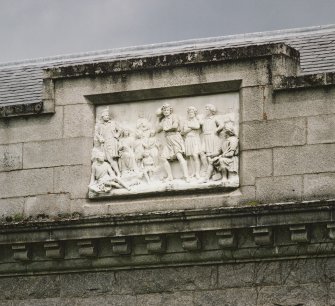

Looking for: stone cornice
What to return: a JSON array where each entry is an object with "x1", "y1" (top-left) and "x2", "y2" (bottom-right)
[
  {"x1": 1, "y1": 199, "x2": 334, "y2": 234},
  {"x1": 44, "y1": 43, "x2": 300, "y2": 80},
  {"x1": 274, "y1": 71, "x2": 335, "y2": 91},
  {"x1": 0, "y1": 101, "x2": 43, "y2": 118},
  {"x1": 0, "y1": 199, "x2": 334, "y2": 276}
]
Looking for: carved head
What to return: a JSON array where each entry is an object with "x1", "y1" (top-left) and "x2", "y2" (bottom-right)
[
  {"x1": 143, "y1": 150, "x2": 150, "y2": 157},
  {"x1": 101, "y1": 109, "x2": 110, "y2": 121},
  {"x1": 225, "y1": 122, "x2": 236, "y2": 136},
  {"x1": 187, "y1": 106, "x2": 198, "y2": 118},
  {"x1": 122, "y1": 129, "x2": 130, "y2": 137},
  {"x1": 161, "y1": 103, "x2": 173, "y2": 116},
  {"x1": 205, "y1": 104, "x2": 216, "y2": 116},
  {"x1": 91, "y1": 148, "x2": 105, "y2": 162},
  {"x1": 96, "y1": 151, "x2": 105, "y2": 162}
]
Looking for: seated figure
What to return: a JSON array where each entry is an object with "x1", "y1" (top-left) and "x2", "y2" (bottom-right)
[
  {"x1": 205, "y1": 122, "x2": 239, "y2": 184},
  {"x1": 89, "y1": 150, "x2": 131, "y2": 194}
]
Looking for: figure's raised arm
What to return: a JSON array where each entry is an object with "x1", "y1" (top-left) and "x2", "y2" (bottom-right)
[
  {"x1": 172, "y1": 116, "x2": 179, "y2": 130},
  {"x1": 156, "y1": 124, "x2": 163, "y2": 133}
]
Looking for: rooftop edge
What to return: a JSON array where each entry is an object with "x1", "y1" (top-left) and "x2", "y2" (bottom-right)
[{"x1": 0, "y1": 24, "x2": 334, "y2": 69}]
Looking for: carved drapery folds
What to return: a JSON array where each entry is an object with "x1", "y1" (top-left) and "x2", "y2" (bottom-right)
[{"x1": 89, "y1": 94, "x2": 239, "y2": 198}]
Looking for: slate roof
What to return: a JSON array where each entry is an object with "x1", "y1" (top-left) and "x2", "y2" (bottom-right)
[{"x1": 1, "y1": 24, "x2": 335, "y2": 107}]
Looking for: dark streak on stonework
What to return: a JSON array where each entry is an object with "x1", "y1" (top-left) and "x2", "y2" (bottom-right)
[
  {"x1": 0, "y1": 101, "x2": 43, "y2": 118},
  {"x1": 274, "y1": 71, "x2": 335, "y2": 91},
  {"x1": 45, "y1": 44, "x2": 299, "y2": 79}
]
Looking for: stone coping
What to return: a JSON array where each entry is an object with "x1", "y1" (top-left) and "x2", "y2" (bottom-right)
[{"x1": 44, "y1": 43, "x2": 299, "y2": 79}]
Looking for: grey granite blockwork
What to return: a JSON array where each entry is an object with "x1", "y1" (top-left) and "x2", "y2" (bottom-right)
[{"x1": 0, "y1": 25, "x2": 335, "y2": 305}]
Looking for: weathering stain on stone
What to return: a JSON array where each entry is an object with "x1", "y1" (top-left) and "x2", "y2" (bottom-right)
[
  {"x1": 45, "y1": 43, "x2": 300, "y2": 79},
  {"x1": 274, "y1": 72, "x2": 335, "y2": 91}
]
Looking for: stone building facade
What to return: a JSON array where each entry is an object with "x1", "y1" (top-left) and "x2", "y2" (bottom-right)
[{"x1": 0, "y1": 25, "x2": 334, "y2": 305}]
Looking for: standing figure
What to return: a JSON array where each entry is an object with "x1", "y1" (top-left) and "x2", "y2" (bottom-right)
[
  {"x1": 206, "y1": 122, "x2": 239, "y2": 184},
  {"x1": 143, "y1": 130, "x2": 160, "y2": 166},
  {"x1": 200, "y1": 104, "x2": 222, "y2": 156},
  {"x1": 157, "y1": 103, "x2": 190, "y2": 182},
  {"x1": 89, "y1": 151, "x2": 130, "y2": 194},
  {"x1": 94, "y1": 109, "x2": 121, "y2": 176},
  {"x1": 182, "y1": 106, "x2": 207, "y2": 179},
  {"x1": 134, "y1": 131, "x2": 146, "y2": 168},
  {"x1": 118, "y1": 129, "x2": 137, "y2": 173},
  {"x1": 141, "y1": 150, "x2": 155, "y2": 183}
]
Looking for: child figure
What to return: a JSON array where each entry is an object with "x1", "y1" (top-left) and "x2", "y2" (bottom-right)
[
  {"x1": 205, "y1": 122, "x2": 239, "y2": 184},
  {"x1": 89, "y1": 150, "x2": 131, "y2": 194},
  {"x1": 141, "y1": 150, "x2": 155, "y2": 183},
  {"x1": 143, "y1": 130, "x2": 160, "y2": 166},
  {"x1": 134, "y1": 131, "x2": 146, "y2": 168}
]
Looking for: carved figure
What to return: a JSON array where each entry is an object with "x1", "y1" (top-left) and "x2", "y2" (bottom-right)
[
  {"x1": 205, "y1": 122, "x2": 239, "y2": 184},
  {"x1": 136, "y1": 114, "x2": 152, "y2": 138},
  {"x1": 90, "y1": 101, "x2": 240, "y2": 197},
  {"x1": 157, "y1": 103, "x2": 190, "y2": 182},
  {"x1": 143, "y1": 130, "x2": 160, "y2": 166},
  {"x1": 200, "y1": 104, "x2": 222, "y2": 155},
  {"x1": 94, "y1": 109, "x2": 121, "y2": 176},
  {"x1": 134, "y1": 131, "x2": 146, "y2": 167},
  {"x1": 182, "y1": 106, "x2": 207, "y2": 179},
  {"x1": 89, "y1": 151, "x2": 130, "y2": 194},
  {"x1": 118, "y1": 129, "x2": 137, "y2": 173},
  {"x1": 141, "y1": 150, "x2": 155, "y2": 182}
]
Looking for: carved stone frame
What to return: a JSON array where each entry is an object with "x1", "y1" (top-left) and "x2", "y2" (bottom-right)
[{"x1": 86, "y1": 80, "x2": 242, "y2": 199}]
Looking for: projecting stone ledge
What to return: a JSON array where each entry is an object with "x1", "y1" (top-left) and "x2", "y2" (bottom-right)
[
  {"x1": 273, "y1": 71, "x2": 335, "y2": 91},
  {"x1": 0, "y1": 199, "x2": 334, "y2": 276},
  {"x1": 0, "y1": 101, "x2": 43, "y2": 118},
  {"x1": 44, "y1": 43, "x2": 300, "y2": 79}
]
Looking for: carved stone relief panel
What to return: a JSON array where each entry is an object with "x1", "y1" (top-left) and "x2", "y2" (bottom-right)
[{"x1": 89, "y1": 92, "x2": 239, "y2": 198}]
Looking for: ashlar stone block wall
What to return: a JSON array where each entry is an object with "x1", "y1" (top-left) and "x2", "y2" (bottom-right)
[
  {"x1": 0, "y1": 44, "x2": 334, "y2": 305},
  {"x1": 1, "y1": 258, "x2": 335, "y2": 305},
  {"x1": 0, "y1": 44, "x2": 334, "y2": 219}
]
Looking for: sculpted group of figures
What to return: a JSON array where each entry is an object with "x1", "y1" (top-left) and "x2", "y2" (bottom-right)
[{"x1": 89, "y1": 103, "x2": 239, "y2": 195}]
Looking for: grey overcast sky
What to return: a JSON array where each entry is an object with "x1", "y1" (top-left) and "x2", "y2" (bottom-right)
[{"x1": 0, "y1": 0, "x2": 334, "y2": 63}]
